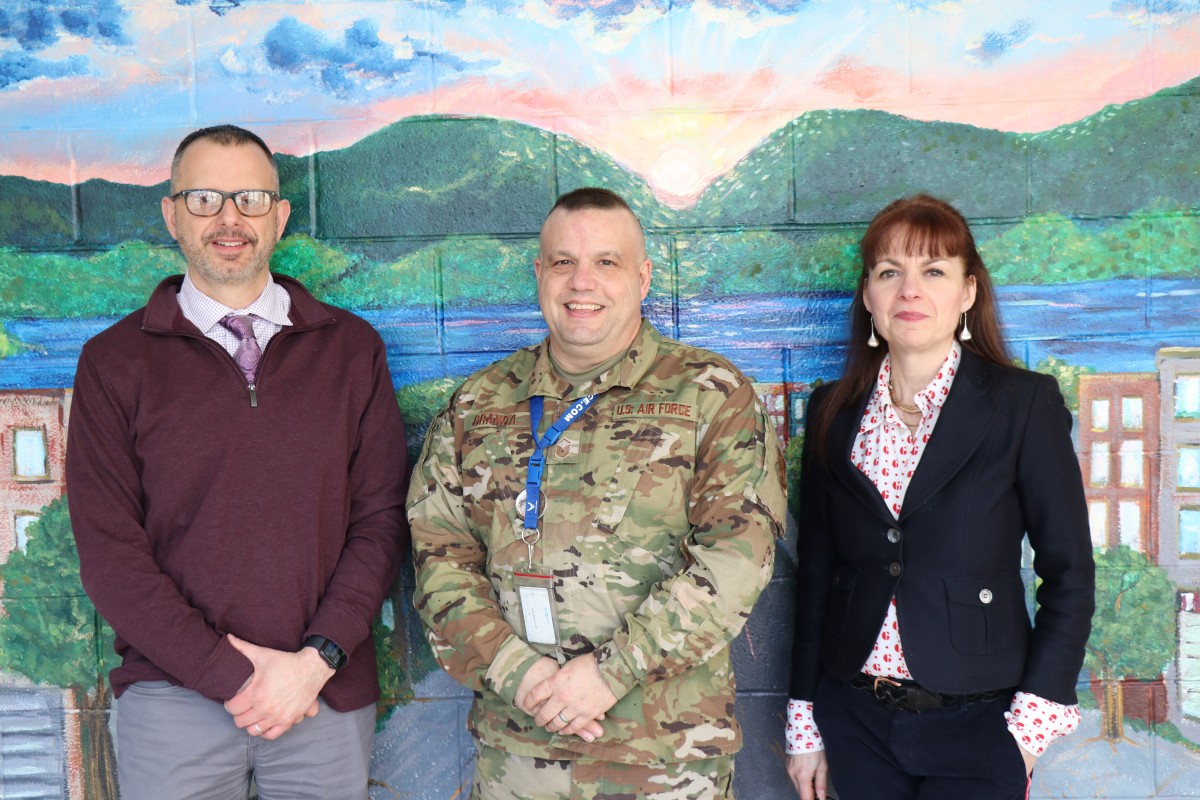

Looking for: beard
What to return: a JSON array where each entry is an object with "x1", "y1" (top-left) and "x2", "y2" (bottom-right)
[{"x1": 178, "y1": 225, "x2": 274, "y2": 287}]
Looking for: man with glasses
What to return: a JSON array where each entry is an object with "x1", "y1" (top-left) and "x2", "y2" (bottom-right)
[{"x1": 67, "y1": 124, "x2": 409, "y2": 799}]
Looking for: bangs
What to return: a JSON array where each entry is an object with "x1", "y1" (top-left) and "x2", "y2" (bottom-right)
[
  {"x1": 860, "y1": 195, "x2": 976, "y2": 269},
  {"x1": 874, "y1": 222, "x2": 966, "y2": 261}
]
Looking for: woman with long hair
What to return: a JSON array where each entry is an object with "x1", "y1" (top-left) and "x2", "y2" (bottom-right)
[{"x1": 785, "y1": 195, "x2": 1094, "y2": 800}]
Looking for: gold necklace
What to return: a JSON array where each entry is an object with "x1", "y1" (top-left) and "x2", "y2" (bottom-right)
[{"x1": 888, "y1": 378, "x2": 922, "y2": 415}]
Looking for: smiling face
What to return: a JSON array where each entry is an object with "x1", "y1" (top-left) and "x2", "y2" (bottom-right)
[
  {"x1": 534, "y1": 205, "x2": 652, "y2": 373},
  {"x1": 161, "y1": 139, "x2": 290, "y2": 302},
  {"x1": 862, "y1": 246, "x2": 976, "y2": 360}
]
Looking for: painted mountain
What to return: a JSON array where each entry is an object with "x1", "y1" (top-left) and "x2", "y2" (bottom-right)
[{"x1": 1, "y1": 76, "x2": 1198, "y2": 321}]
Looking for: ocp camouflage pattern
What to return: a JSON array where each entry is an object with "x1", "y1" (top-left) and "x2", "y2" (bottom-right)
[
  {"x1": 471, "y1": 742, "x2": 735, "y2": 799},
  {"x1": 407, "y1": 320, "x2": 785, "y2": 765}
]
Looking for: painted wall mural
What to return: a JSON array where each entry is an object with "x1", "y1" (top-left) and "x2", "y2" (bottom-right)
[{"x1": 1, "y1": 1, "x2": 1200, "y2": 797}]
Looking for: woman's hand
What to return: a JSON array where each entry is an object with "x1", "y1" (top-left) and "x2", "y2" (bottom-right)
[
  {"x1": 1019, "y1": 745, "x2": 1037, "y2": 776},
  {"x1": 786, "y1": 751, "x2": 829, "y2": 800}
]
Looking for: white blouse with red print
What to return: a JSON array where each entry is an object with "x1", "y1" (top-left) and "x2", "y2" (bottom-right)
[{"x1": 785, "y1": 343, "x2": 1079, "y2": 758}]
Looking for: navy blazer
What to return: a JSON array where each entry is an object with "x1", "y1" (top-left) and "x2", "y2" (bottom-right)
[{"x1": 789, "y1": 348, "x2": 1095, "y2": 704}]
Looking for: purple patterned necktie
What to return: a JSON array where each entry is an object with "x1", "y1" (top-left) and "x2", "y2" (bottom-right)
[{"x1": 219, "y1": 314, "x2": 262, "y2": 385}]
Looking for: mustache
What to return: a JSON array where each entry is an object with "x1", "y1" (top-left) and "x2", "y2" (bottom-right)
[{"x1": 203, "y1": 227, "x2": 259, "y2": 245}]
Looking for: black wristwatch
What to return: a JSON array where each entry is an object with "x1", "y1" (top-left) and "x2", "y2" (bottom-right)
[{"x1": 303, "y1": 636, "x2": 347, "y2": 671}]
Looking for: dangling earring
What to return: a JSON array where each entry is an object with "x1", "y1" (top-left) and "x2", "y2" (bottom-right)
[
  {"x1": 959, "y1": 311, "x2": 972, "y2": 341},
  {"x1": 867, "y1": 317, "x2": 879, "y2": 348}
]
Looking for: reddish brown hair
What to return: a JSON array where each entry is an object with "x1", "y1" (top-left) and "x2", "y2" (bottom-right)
[{"x1": 807, "y1": 194, "x2": 1011, "y2": 459}]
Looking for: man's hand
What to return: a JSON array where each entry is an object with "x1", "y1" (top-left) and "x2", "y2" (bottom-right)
[
  {"x1": 786, "y1": 751, "x2": 829, "y2": 800},
  {"x1": 223, "y1": 634, "x2": 330, "y2": 740},
  {"x1": 526, "y1": 653, "x2": 618, "y2": 743},
  {"x1": 515, "y1": 656, "x2": 605, "y2": 742},
  {"x1": 514, "y1": 656, "x2": 560, "y2": 714}
]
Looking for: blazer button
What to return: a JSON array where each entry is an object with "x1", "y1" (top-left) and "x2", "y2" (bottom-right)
[
  {"x1": 979, "y1": 588, "x2": 993, "y2": 604},
  {"x1": 888, "y1": 562, "x2": 902, "y2": 577},
  {"x1": 886, "y1": 528, "x2": 901, "y2": 544}
]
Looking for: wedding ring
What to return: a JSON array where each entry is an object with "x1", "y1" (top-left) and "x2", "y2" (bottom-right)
[
  {"x1": 253, "y1": 723, "x2": 264, "y2": 734},
  {"x1": 558, "y1": 711, "x2": 569, "y2": 724}
]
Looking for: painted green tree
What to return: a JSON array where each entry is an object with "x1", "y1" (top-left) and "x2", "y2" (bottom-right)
[
  {"x1": 396, "y1": 378, "x2": 461, "y2": 462},
  {"x1": 0, "y1": 242, "x2": 181, "y2": 318},
  {"x1": 372, "y1": 596, "x2": 408, "y2": 731},
  {"x1": 396, "y1": 378, "x2": 460, "y2": 424},
  {"x1": 0, "y1": 324, "x2": 21, "y2": 357},
  {"x1": 371, "y1": 382, "x2": 457, "y2": 731},
  {"x1": 1100, "y1": 206, "x2": 1200, "y2": 280},
  {"x1": 0, "y1": 495, "x2": 118, "y2": 799},
  {"x1": 784, "y1": 434, "x2": 804, "y2": 523},
  {"x1": 981, "y1": 213, "x2": 1116, "y2": 284},
  {"x1": 1035, "y1": 355, "x2": 1095, "y2": 413},
  {"x1": 1086, "y1": 546, "x2": 1177, "y2": 741}
]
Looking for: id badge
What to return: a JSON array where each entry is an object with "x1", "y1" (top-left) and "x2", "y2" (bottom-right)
[{"x1": 514, "y1": 572, "x2": 560, "y2": 646}]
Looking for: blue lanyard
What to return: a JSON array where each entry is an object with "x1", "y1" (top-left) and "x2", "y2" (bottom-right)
[{"x1": 522, "y1": 394, "x2": 596, "y2": 532}]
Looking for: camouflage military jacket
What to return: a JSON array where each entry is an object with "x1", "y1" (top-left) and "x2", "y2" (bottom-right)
[{"x1": 408, "y1": 320, "x2": 784, "y2": 764}]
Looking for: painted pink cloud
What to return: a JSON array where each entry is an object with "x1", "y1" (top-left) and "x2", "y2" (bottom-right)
[{"x1": 2, "y1": 3, "x2": 1199, "y2": 208}]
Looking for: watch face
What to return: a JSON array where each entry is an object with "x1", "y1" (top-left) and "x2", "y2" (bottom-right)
[
  {"x1": 326, "y1": 646, "x2": 347, "y2": 669},
  {"x1": 321, "y1": 641, "x2": 347, "y2": 669},
  {"x1": 306, "y1": 636, "x2": 346, "y2": 670}
]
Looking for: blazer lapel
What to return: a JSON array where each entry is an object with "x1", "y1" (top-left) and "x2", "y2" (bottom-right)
[
  {"x1": 827, "y1": 391, "x2": 896, "y2": 524},
  {"x1": 899, "y1": 349, "x2": 1000, "y2": 519}
]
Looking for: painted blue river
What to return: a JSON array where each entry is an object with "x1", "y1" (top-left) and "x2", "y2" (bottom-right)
[{"x1": 1, "y1": 277, "x2": 1198, "y2": 390}]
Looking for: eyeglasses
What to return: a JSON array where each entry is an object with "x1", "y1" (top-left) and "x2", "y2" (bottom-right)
[{"x1": 170, "y1": 189, "x2": 280, "y2": 217}]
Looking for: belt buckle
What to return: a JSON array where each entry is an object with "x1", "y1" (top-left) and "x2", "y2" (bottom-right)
[{"x1": 872, "y1": 676, "x2": 901, "y2": 702}]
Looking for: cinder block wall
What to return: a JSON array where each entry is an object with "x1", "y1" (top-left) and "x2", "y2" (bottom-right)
[{"x1": 1, "y1": 4, "x2": 1200, "y2": 799}]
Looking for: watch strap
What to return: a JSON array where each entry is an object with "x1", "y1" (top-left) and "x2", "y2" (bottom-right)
[{"x1": 303, "y1": 635, "x2": 347, "y2": 671}]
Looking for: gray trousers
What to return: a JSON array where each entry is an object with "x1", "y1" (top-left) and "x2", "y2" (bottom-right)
[{"x1": 116, "y1": 681, "x2": 374, "y2": 800}]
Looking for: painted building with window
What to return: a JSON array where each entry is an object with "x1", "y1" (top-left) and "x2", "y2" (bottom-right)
[
  {"x1": 752, "y1": 382, "x2": 811, "y2": 444},
  {"x1": 1078, "y1": 373, "x2": 1161, "y2": 558},
  {"x1": 1158, "y1": 348, "x2": 1200, "y2": 579},
  {"x1": 1155, "y1": 349, "x2": 1200, "y2": 728},
  {"x1": 0, "y1": 390, "x2": 77, "y2": 798},
  {"x1": 0, "y1": 390, "x2": 71, "y2": 567}
]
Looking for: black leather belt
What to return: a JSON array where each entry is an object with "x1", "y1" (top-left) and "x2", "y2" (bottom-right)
[{"x1": 848, "y1": 673, "x2": 1013, "y2": 713}]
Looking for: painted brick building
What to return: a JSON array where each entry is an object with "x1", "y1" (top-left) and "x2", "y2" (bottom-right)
[
  {"x1": 1078, "y1": 373, "x2": 1161, "y2": 558},
  {"x1": 0, "y1": 390, "x2": 70, "y2": 568}
]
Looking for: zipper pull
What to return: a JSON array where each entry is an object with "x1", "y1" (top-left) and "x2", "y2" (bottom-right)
[{"x1": 248, "y1": 382, "x2": 258, "y2": 408}]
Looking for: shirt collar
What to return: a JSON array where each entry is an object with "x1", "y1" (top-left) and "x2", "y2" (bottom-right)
[
  {"x1": 862, "y1": 341, "x2": 963, "y2": 432},
  {"x1": 519, "y1": 319, "x2": 662, "y2": 401},
  {"x1": 177, "y1": 271, "x2": 293, "y2": 333}
]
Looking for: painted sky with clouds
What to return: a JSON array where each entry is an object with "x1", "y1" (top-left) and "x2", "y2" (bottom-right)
[{"x1": 2, "y1": 0, "x2": 1199, "y2": 204}]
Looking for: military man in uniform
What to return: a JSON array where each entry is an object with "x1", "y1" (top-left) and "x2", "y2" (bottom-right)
[{"x1": 407, "y1": 187, "x2": 784, "y2": 799}]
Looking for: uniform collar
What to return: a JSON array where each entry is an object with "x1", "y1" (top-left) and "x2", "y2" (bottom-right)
[{"x1": 518, "y1": 318, "x2": 662, "y2": 401}]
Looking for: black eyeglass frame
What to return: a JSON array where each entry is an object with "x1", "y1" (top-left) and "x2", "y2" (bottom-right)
[{"x1": 170, "y1": 189, "x2": 282, "y2": 217}]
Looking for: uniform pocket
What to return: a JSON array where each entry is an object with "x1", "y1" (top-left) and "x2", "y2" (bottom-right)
[
  {"x1": 592, "y1": 422, "x2": 688, "y2": 581},
  {"x1": 461, "y1": 427, "x2": 526, "y2": 546}
]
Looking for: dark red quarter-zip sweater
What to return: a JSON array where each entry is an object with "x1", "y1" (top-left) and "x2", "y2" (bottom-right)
[{"x1": 67, "y1": 274, "x2": 409, "y2": 711}]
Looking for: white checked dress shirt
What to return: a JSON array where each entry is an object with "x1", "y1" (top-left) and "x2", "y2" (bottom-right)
[{"x1": 176, "y1": 272, "x2": 292, "y2": 355}]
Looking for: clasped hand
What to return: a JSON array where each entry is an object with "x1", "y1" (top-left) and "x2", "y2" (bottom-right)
[
  {"x1": 222, "y1": 634, "x2": 332, "y2": 740},
  {"x1": 514, "y1": 655, "x2": 617, "y2": 744}
]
